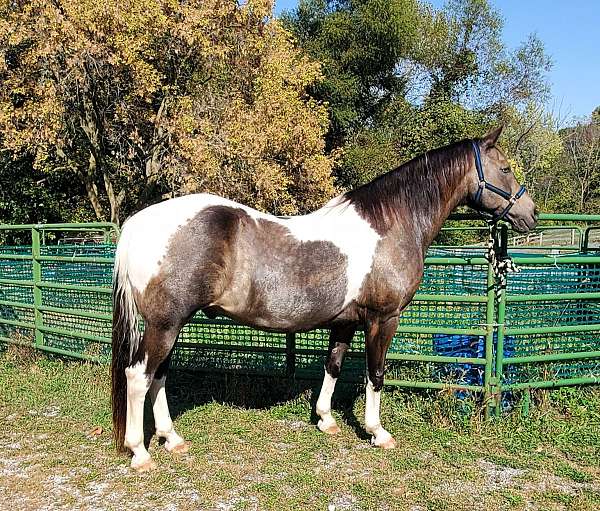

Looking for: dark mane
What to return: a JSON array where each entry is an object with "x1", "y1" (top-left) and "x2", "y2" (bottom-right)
[{"x1": 343, "y1": 139, "x2": 474, "y2": 234}]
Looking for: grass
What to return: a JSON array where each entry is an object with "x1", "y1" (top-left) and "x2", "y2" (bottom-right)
[{"x1": 0, "y1": 345, "x2": 599, "y2": 510}]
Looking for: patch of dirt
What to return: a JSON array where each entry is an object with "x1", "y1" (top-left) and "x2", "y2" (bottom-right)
[
  {"x1": 430, "y1": 457, "x2": 600, "y2": 509},
  {"x1": 2, "y1": 402, "x2": 600, "y2": 511},
  {"x1": 327, "y1": 494, "x2": 360, "y2": 511},
  {"x1": 0, "y1": 415, "x2": 206, "y2": 511},
  {"x1": 521, "y1": 473, "x2": 600, "y2": 496},
  {"x1": 215, "y1": 496, "x2": 259, "y2": 511},
  {"x1": 276, "y1": 419, "x2": 310, "y2": 431},
  {"x1": 477, "y1": 459, "x2": 526, "y2": 491}
]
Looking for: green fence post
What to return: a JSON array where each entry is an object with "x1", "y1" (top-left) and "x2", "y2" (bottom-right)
[
  {"x1": 31, "y1": 226, "x2": 44, "y2": 347},
  {"x1": 495, "y1": 277, "x2": 507, "y2": 417},
  {"x1": 484, "y1": 261, "x2": 497, "y2": 418},
  {"x1": 492, "y1": 224, "x2": 510, "y2": 417}
]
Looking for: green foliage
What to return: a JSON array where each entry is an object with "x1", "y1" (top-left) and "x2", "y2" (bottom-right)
[
  {"x1": 417, "y1": 0, "x2": 503, "y2": 101},
  {"x1": 0, "y1": 154, "x2": 93, "y2": 225},
  {"x1": 501, "y1": 103, "x2": 563, "y2": 194},
  {"x1": 284, "y1": 0, "x2": 420, "y2": 145},
  {"x1": 285, "y1": 0, "x2": 554, "y2": 201},
  {"x1": 552, "y1": 115, "x2": 600, "y2": 213},
  {"x1": 341, "y1": 94, "x2": 485, "y2": 188},
  {"x1": 0, "y1": 0, "x2": 594, "y2": 224},
  {"x1": 592, "y1": 106, "x2": 600, "y2": 126}
]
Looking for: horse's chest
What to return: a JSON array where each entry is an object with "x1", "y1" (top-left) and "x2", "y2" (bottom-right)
[{"x1": 357, "y1": 243, "x2": 425, "y2": 313}]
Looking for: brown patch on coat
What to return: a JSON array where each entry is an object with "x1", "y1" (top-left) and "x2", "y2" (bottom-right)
[{"x1": 213, "y1": 214, "x2": 349, "y2": 331}]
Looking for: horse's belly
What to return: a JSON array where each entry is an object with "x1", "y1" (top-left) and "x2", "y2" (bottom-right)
[{"x1": 216, "y1": 278, "x2": 347, "y2": 332}]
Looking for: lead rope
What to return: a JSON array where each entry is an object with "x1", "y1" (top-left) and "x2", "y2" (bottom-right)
[{"x1": 486, "y1": 222, "x2": 519, "y2": 300}]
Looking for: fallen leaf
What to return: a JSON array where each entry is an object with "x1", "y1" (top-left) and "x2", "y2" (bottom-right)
[{"x1": 87, "y1": 426, "x2": 103, "y2": 438}]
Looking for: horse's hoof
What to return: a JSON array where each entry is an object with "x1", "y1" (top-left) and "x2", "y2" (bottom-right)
[
  {"x1": 318, "y1": 419, "x2": 341, "y2": 435},
  {"x1": 167, "y1": 440, "x2": 191, "y2": 455},
  {"x1": 321, "y1": 424, "x2": 341, "y2": 435},
  {"x1": 373, "y1": 436, "x2": 397, "y2": 450},
  {"x1": 131, "y1": 458, "x2": 157, "y2": 473}
]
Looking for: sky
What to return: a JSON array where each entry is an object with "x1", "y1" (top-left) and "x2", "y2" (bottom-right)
[{"x1": 274, "y1": 0, "x2": 599, "y2": 121}]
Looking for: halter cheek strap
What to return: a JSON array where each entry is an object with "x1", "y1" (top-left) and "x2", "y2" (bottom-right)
[{"x1": 471, "y1": 140, "x2": 527, "y2": 222}]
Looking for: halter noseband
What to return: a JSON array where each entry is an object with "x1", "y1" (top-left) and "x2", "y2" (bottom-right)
[{"x1": 471, "y1": 140, "x2": 526, "y2": 222}]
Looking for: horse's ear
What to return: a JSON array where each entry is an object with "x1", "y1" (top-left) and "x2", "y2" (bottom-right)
[{"x1": 483, "y1": 125, "x2": 504, "y2": 148}]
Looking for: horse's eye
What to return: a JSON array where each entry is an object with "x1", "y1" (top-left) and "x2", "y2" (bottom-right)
[{"x1": 501, "y1": 166, "x2": 511, "y2": 174}]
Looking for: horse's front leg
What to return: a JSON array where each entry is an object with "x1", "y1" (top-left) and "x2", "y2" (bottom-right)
[
  {"x1": 364, "y1": 315, "x2": 398, "y2": 449},
  {"x1": 316, "y1": 324, "x2": 356, "y2": 434}
]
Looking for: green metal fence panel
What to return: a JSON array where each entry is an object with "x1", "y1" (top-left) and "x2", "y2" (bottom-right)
[
  {"x1": 498, "y1": 253, "x2": 600, "y2": 396},
  {"x1": 0, "y1": 215, "x2": 599, "y2": 414}
]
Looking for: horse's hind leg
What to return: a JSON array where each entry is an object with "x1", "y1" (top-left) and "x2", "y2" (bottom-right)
[
  {"x1": 149, "y1": 351, "x2": 190, "y2": 454},
  {"x1": 316, "y1": 324, "x2": 355, "y2": 435},
  {"x1": 124, "y1": 323, "x2": 179, "y2": 471}
]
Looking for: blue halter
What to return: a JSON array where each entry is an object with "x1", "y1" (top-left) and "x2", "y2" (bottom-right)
[{"x1": 472, "y1": 140, "x2": 526, "y2": 222}]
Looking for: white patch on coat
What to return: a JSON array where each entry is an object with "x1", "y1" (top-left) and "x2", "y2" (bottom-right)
[
  {"x1": 124, "y1": 355, "x2": 152, "y2": 467},
  {"x1": 364, "y1": 379, "x2": 393, "y2": 446},
  {"x1": 282, "y1": 197, "x2": 381, "y2": 306},
  {"x1": 122, "y1": 194, "x2": 227, "y2": 294},
  {"x1": 121, "y1": 193, "x2": 380, "y2": 307},
  {"x1": 316, "y1": 369, "x2": 338, "y2": 431},
  {"x1": 149, "y1": 376, "x2": 185, "y2": 451}
]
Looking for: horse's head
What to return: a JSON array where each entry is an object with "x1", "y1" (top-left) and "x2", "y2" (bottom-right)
[{"x1": 468, "y1": 126, "x2": 538, "y2": 233}]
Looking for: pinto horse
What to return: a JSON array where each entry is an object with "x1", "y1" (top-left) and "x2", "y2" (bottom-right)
[{"x1": 111, "y1": 126, "x2": 537, "y2": 471}]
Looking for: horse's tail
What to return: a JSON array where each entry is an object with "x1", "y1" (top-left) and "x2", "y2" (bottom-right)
[{"x1": 111, "y1": 227, "x2": 139, "y2": 452}]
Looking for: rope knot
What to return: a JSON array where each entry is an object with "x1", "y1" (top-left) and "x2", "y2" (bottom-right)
[{"x1": 486, "y1": 223, "x2": 518, "y2": 299}]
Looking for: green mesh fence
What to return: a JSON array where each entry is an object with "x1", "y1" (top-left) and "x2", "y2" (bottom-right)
[
  {"x1": 499, "y1": 255, "x2": 600, "y2": 387},
  {"x1": 0, "y1": 240, "x2": 492, "y2": 387},
  {"x1": 0, "y1": 222, "x2": 599, "y2": 410}
]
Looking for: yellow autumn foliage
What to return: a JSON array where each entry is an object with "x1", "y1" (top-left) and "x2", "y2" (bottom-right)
[
  {"x1": 0, "y1": 0, "x2": 336, "y2": 222},
  {"x1": 169, "y1": 9, "x2": 336, "y2": 214}
]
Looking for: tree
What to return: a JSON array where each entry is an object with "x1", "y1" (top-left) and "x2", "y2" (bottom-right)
[
  {"x1": 0, "y1": 154, "x2": 92, "y2": 225},
  {"x1": 341, "y1": 96, "x2": 485, "y2": 188},
  {"x1": 285, "y1": 0, "x2": 552, "y2": 191},
  {"x1": 501, "y1": 103, "x2": 563, "y2": 198},
  {"x1": 0, "y1": 0, "x2": 336, "y2": 224},
  {"x1": 592, "y1": 106, "x2": 600, "y2": 126},
  {"x1": 559, "y1": 117, "x2": 600, "y2": 213},
  {"x1": 414, "y1": 1, "x2": 551, "y2": 112},
  {"x1": 522, "y1": 108, "x2": 600, "y2": 215},
  {"x1": 283, "y1": 0, "x2": 421, "y2": 147}
]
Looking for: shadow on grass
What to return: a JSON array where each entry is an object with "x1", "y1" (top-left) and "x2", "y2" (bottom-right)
[{"x1": 143, "y1": 366, "x2": 371, "y2": 447}]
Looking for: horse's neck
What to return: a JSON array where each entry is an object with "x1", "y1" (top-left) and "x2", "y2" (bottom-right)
[{"x1": 391, "y1": 169, "x2": 469, "y2": 255}]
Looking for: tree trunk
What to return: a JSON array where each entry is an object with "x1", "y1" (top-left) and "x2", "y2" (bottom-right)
[
  {"x1": 78, "y1": 153, "x2": 105, "y2": 221},
  {"x1": 103, "y1": 171, "x2": 124, "y2": 225}
]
